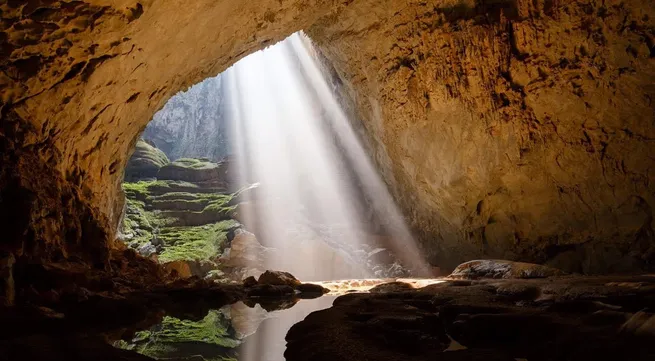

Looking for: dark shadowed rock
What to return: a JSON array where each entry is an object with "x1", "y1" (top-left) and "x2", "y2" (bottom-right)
[
  {"x1": 242, "y1": 276, "x2": 258, "y2": 288},
  {"x1": 286, "y1": 275, "x2": 655, "y2": 361},
  {"x1": 369, "y1": 281, "x2": 414, "y2": 294},
  {"x1": 449, "y1": 260, "x2": 565, "y2": 280},
  {"x1": 296, "y1": 283, "x2": 329, "y2": 295},
  {"x1": 257, "y1": 270, "x2": 301, "y2": 287}
]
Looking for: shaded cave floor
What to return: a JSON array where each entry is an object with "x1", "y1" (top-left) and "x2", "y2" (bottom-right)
[{"x1": 2, "y1": 261, "x2": 655, "y2": 361}]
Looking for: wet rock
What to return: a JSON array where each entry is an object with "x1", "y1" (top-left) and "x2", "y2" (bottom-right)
[
  {"x1": 286, "y1": 275, "x2": 655, "y2": 361},
  {"x1": 370, "y1": 282, "x2": 414, "y2": 294},
  {"x1": 296, "y1": 283, "x2": 329, "y2": 294},
  {"x1": 242, "y1": 276, "x2": 258, "y2": 287},
  {"x1": 246, "y1": 284, "x2": 295, "y2": 297},
  {"x1": 257, "y1": 270, "x2": 301, "y2": 287},
  {"x1": 621, "y1": 311, "x2": 655, "y2": 337},
  {"x1": 285, "y1": 294, "x2": 451, "y2": 361},
  {"x1": 449, "y1": 260, "x2": 565, "y2": 280}
]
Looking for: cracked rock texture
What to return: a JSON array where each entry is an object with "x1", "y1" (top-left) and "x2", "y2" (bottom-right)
[
  {"x1": 1, "y1": 0, "x2": 654, "y2": 289},
  {"x1": 308, "y1": 0, "x2": 655, "y2": 272}
]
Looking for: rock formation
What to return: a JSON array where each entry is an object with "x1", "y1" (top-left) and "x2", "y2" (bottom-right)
[
  {"x1": 123, "y1": 139, "x2": 169, "y2": 181},
  {"x1": 120, "y1": 144, "x2": 240, "y2": 281},
  {"x1": 142, "y1": 75, "x2": 231, "y2": 161},
  {"x1": 308, "y1": 0, "x2": 655, "y2": 272},
  {"x1": 1, "y1": 0, "x2": 654, "y2": 300}
]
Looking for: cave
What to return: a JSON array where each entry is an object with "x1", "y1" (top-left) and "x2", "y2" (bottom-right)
[{"x1": 1, "y1": 1, "x2": 655, "y2": 360}]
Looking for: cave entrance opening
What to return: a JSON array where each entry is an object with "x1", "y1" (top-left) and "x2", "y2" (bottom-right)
[{"x1": 120, "y1": 32, "x2": 428, "y2": 283}]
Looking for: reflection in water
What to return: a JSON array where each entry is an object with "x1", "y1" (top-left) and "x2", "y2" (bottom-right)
[
  {"x1": 238, "y1": 297, "x2": 336, "y2": 361},
  {"x1": 117, "y1": 296, "x2": 335, "y2": 361}
]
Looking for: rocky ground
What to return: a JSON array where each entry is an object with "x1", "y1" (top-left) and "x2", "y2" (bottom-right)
[
  {"x1": 2, "y1": 261, "x2": 655, "y2": 361},
  {"x1": 285, "y1": 261, "x2": 655, "y2": 361}
]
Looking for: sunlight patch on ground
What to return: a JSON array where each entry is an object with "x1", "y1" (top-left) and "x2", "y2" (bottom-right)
[{"x1": 310, "y1": 278, "x2": 446, "y2": 294}]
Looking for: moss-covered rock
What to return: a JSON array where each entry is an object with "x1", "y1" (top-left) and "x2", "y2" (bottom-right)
[
  {"x1": 158, "y1": 220, "x2": 237, "y2": 263},
  {"x1": 121, "y1": 158, "x2": 241, "y2": 277},
  {"x1": 158, "y1": 158, "x2": 227, "y2": 183},
  {"x1": 124, "y1": 140, "x2": 170, "y2": 181},
  {"x1": 150, "y1": 192, "x2": 233, "y2": 213}
]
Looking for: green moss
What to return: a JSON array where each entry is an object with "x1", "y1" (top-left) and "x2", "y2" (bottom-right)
[
  {"x1": 158, "y1": 220, "x2": 237, "y2": 263},
  {"x1": 122, "y1": 178, "x2": 238, "y2": 262},
  {"x1": 173, "y1": 157, "x2": 218, "y2": 170},
  {"x1": 122, "y1": 181, "x2": 153, "y2": 201},
  {"x1": 121, "y1": 198, "x2": 153, "y2": 245},
  {"x1": 135, "y1": 140, "x2": 169, "y2": 166}
]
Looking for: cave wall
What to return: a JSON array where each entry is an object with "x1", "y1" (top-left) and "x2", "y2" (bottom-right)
[
  {"x1": 1, "y1": 0, "x2": 654, "y2": 279},
  {"x1": 0, "y1": 0, "x2": 344, "y2": 268},
  {"x1": 308, "y1": 0, "x2": 655, "y2": 272}
]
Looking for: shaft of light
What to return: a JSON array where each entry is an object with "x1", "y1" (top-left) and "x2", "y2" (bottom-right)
[{"x1": 225, "y1": 32, "x2": 429, "y2": 281}]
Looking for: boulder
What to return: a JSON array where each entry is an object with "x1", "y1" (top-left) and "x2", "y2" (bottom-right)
[
  {"x1": 369, "y1": 281, "x2": 414, "y2": 294},
  {"x1": 448, "y1": 260, "x2": 565, "y2": 280},
  {"x1": 137, "y1": 243, "x2": 157, "y2": 258},
  {"x1": 163, "y1": 261, "x2": 193, "y2": 279},
  {"x1": 157, "y1": 158, "x2": 223, "y2": 183},
  {"x1": 257, "y1": 270, "x2": 301, "y2": 287},
  {"x1": 296, "y1": 283, "x2": 329, "y2": 294},
  {"x1": 124, "y1": 140, "x2": 170, "y2": 181},
  {"x1": 243, "y1": 276, "x2": 258, "y2": 287},
  {"x1": 219, "y1": 230, "x2": 265, "y2": 268}
]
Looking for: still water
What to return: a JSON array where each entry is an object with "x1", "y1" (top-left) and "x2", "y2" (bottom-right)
[{"x1": 116, "y1": 296, "x2": 337, "y2": 361}]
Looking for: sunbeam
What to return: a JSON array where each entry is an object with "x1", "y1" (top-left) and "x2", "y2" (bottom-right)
[{"x1": 224, "y1": 32, "x2": 429, "y2": 281}]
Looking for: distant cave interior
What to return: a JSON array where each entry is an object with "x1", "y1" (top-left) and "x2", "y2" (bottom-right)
[{"x1": 1, "y1": 1, "x2": 655, "y2": 361}]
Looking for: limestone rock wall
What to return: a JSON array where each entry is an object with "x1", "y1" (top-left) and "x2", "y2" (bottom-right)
[
  {"x1": 307, "y1": 0, "x2": 655, "y2": 272},
  {"x1": 1, "y1": 0, "x2": 654, "y2": 277},
  {"x1": 0, "y1": 0, "x2": 343, "y2": 269},
  {"x1": 143, "y1": 76, "x2": 230, "y2": 161}
]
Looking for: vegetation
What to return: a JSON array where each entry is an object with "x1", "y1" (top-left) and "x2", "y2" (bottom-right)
[
  {"x1": 123, "y1": 140, "x2": 170, "y2": 181},
  {"x1": 158, "y1": 220, "x2": 237, "y2": 263},
  {"x1": 121, "y1": 198, "x2": 153, "y2": 245},
  {"x1": 173, "y1": 157, "x2": 219, "y2": 170}
]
